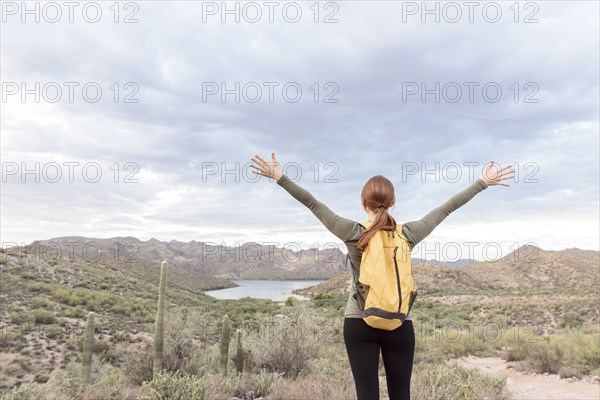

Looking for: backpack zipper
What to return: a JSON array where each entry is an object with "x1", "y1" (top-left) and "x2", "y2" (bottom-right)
[{"x1": 393, "y1": 247, "x2": 402, "y2": 313}]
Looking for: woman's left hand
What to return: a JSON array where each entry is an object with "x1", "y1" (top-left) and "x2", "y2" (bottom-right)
[
  {"x1": 481, "y1": 160, "x2": 515, "y2": 187},
  {"x1": 250, "y1": 152, "x2": 283, "y2": 181}
]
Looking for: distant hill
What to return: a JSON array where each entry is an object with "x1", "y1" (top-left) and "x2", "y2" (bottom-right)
[
  {"x1": 22, "y1": 236, "x2": 348, "y2": 280},
  {"x1": 295, "y1": 245, "x2": 600, "y2": 297}
]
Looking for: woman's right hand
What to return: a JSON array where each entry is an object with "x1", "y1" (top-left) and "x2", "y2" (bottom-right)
[
  {"x1": 250, "y1": 152, "x2": 283, "y2": 182},
  {"x1": 481, "y1": 160, "x2": 515, "y2": 187}
]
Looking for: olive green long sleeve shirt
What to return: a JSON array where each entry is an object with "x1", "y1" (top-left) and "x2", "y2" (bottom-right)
[{"x1": 276, "y1": 174, "x2": 489, "y2": 318}]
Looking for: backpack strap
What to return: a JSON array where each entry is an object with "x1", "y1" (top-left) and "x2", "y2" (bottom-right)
[{"x1": 358, "y1": 220, "x2": 372, "y2": 229}]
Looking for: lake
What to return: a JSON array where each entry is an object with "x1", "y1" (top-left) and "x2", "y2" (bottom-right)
[{"x1": 204, "y1": 279, "x2": 325, "y2": 301}]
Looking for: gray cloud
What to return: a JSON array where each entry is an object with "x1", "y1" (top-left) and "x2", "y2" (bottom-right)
[{"x1": 1, "y1": 1, "x2": 598, "y2": 257}]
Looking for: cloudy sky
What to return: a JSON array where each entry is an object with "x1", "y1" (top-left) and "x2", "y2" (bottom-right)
[{"x1": 1, "y1": 1, "x2": 598, "y2": 261}]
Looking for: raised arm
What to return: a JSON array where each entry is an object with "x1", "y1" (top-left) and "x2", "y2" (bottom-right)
[
  {"x1": 250, "y1": 152, "x2": 357, "y2": 242},
  {"x1": 402, "y1": 161, "x2": 514, "y2": 248}
]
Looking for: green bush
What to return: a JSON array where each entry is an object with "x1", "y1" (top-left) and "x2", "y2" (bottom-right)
[
  {"x1": 65, "y1": 306, "x2": 84, "y2": 318},
  {"x1": 26, "y1": 309, "x2": 56, "y2": 324},
  {"x1": 110, "y1": 299, "x2": 155, "y2": 323},
  {"x1": 163, "y1": 310, "x2": 197, "y2": 375},
  {"x1": 110, "y1": 331, "x2": 131, "y2": 343},
  {"x1": 557, "y1": 329, "x2": 600, "y2": 375},
  {"x1": 560, "y1": 312, "x2": 584, "y2": 329},
  {"x1": 45, "y1": 325, "x2": 62, "y2": 340},
  {"x1": 255, "y1": 368, "x2": 284, "y2": 397},
  {"x1": 0, "y1": 382, "x2": 45, "y2": 400},
  {"x1": 9, "y1": 311, "x2": 25, "y2": 325},
  {"x1": 52, "y1": 363, "x2": 128, "y2": 400},
  {"x1": 31, "y1": 296, "x2": 51, "y2": 309},
  {"x1": 142, "y1": 370, "x2": 206, "y2": 400},
  {"x1": 285, "y1": 297, "x2": 299, "y2": 307},
  {"x1": 25, "y1": 281, "x2": 49, "y2": 292},
  {"x1": 525, "y1": 339, "x2": 563, "y2": 374},
  {"x1": 412, "y1": 363, "x2": 509, "y2": 400}
]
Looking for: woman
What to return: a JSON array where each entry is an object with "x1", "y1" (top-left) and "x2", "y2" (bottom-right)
[{"x1": 250, "y1": 152, "x2": 514, "y2": 400}]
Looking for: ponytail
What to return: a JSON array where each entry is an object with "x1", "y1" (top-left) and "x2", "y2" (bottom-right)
[{"x1": 356, "y1": 175, "x2": 397, "y2": 252}]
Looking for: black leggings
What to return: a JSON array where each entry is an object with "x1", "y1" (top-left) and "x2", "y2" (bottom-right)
[{"x1": 343, "y1": 318, "x2": 415, "y2": 400}]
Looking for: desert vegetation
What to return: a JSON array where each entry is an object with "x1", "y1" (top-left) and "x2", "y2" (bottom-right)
[{"x1": 0, "y1": 243, "x2": 598, "y2": 399}]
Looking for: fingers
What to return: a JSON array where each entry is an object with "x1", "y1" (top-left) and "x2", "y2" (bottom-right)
[
  {"x1": 485, "y1": 161, "x2": 515, "y2": 182},
  {"x1": 499, "y1": 167, "x2": 516, "y2": 180},
  {"x1": 252, "y1": 153, "x2": 278, "y2": 168},
  {"x1": 250, "y1": 154, "x2": 276, "y2": 178},
  {"x1": 249, "y1": 164, "x2": 266, "y2": 176},
  {"x1": 249, "y1": 156, "x2": 267, "y2": 175}
]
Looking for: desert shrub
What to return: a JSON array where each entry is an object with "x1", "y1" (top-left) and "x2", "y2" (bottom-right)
[
  {"x1": 25, "y1": 281, "x2": 49, "y2": 292},
  {"x1": 77, "y1": 337, "x2": 107, "y2": 354},
  {"x1": 311, "y1": 353, "x2": 347, "y2": 382},
  {"x1": 110, "y1": 300, "x2": 155, "y2": 323},
  {"x1": 502, "y1": 326, "x2": 535, "y2": 362},
  {"x1": 44, "y1": 325, "x2": 62, "y2": 340},
  {"x1": 33, "y1": 375, "x2": 49, "y2": 384},
  {"x1": 31, "y1": 296, "x2": 52, "y2": 309},
  {"x1": 412, "y1": 363, "x2": 509, "y2": 400},
  {"x1": 505, "y1": 340, "x2": 527, "y2": 362},
  {"x1": 209, "y1": 298, "x2": 281, "y2": 323},
  {"x1": 110, "y1": 331, "x2": 131, "y2": 343},
  {"x1": 0, "y1": 382, "x2": 45, "y2": 400},
  {"x1": 48, "y1": 286, "x2": 118, "y2": 310},
  {"x1": 9, "y1": 312, "x2": 25, "y2": 325},
  {"x1": 26, "y1": 309, "x2": 56, "y2": 324},
  {"x1": 559, "y1": 312, "x2": 584, "y2": 329},
  {"x1": 309, "y1": 294, "x2": 347, "y2": 315},
  {"x1": 504, "y1": 329, "x2": 598, "y2": 376},
  {"x1": 269, "y1": 373, "x2": 354, "y2": 400},
  {"x1": 525, "y1": 338, "x2": 563, "y2": 374},
  {"x1": 558, "y1": 365, "x2": 582, "y2": 379},
  {"x1": 161, "y1": 308, "x2": 202, "y2": 375},
  {"x1": 141, "y1": 370, "x2": 206, "y2": 400},
  {"x1": 255, "y1": 368, "x2": 284, "y2": 397},
  {"x1": 556, "y1": 329, "x2": 600, "y2": 375},
  {"x1": 285, "y1": 297, "x2": 299, "y2": 307},
  {"x1": 0, "y1": 331, "x2": 26, "y2": 352},
  {"x1": 53, "y1": 375, "x2": 85, "y2": 400},
  {"x1": 51, "y1": 364, "x2": 129, "y2": 400},
  {"x1": 65, "y1": 306, "x2": 84, "y2": 318},
  {"x1": 123, "y1": 341, "x2": 154, "y2": 385},
  {"x1": 248, "y1": 303, "x2": 317, "y2": 378}
]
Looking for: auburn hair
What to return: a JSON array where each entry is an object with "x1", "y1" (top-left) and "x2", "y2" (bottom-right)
[{"x1": 356, "y1": 175, "x2": 397, "y2": 252}]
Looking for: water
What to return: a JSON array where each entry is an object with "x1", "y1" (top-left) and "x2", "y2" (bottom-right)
[{"x1": 204, "y1": 279, "x2": 325, "y2": 301}]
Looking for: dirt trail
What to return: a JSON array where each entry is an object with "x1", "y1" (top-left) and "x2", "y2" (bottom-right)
[{"x1": 447, "y1": 356, "x2": 600, "y2": 400}]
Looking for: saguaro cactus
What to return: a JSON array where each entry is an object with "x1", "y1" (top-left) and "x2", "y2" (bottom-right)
[
  {"x1": 235, "y1": 328, "x2": 244, "y2": 373},
  {"x1": 81, "y1": 311, "x2": 95, "y2": 383},
  {"x1": 153, "y1": 261, "x2": 168, "y2": 376},
  {"x1": 220, "y1": 315, "x2": 230, "y2": 375}
]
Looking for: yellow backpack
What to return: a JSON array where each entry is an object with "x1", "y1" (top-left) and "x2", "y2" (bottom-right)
[{"x1": 352, "y1": 221, "x2": 418, "y2": 331}]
